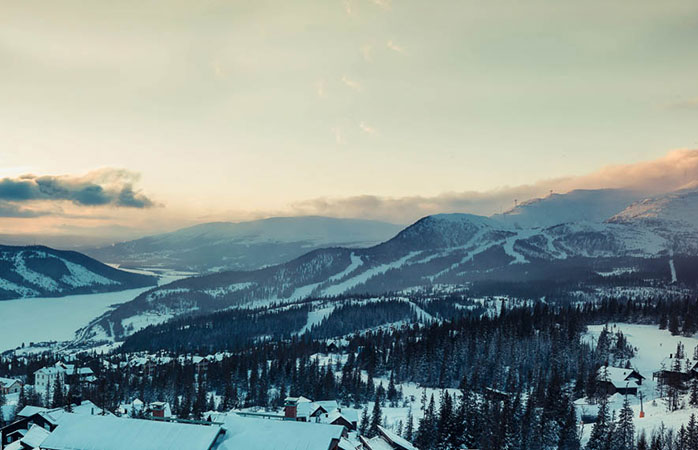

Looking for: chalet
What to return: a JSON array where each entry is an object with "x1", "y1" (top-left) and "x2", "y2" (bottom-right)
[
  {"x1": 359, "y1": 425, "x2": 417, "y2": 450},
  {"x1": 1, "y1": 407, "x2": 59, "y2": 449},
  {"x1": 653, "y1": 357, "x2": 698, "y2": 383},
  {"x1": 597, "y1": 366, "x2": 645, "y2": 396},
  {"x1": 0, "y1": 378, "x2": 22, "y2": 395}
]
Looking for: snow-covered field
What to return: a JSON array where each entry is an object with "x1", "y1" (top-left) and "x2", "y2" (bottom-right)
[
  {"x1": 582, "y1": 323, "x2": 698, "y2": 441},
  {"x1": 0, "y1": 269, "x2": 188, "y2": 353}
]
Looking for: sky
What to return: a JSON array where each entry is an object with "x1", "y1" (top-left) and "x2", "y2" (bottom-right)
[{"x1": 1, "y1": 0, "x2": 697, "y2": 242}]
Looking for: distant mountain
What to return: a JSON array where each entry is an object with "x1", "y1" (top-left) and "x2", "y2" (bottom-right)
[
  {"x1": 491, "y1": 189, "x2": 644, "y2": 229},
  {"x1": 84, "y1": 217, "x2": 402, "y2": 273},
  {"x1": 81, "y1": 187, "x2": 698, "y2": 343},
  {"x1": 0, "y1": 245, "x2": 157, "y2": 300}
]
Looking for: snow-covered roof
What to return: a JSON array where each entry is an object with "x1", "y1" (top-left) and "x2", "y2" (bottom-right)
[
  {"x1": 71, "y1": 400, "x2": 113, "y2": 417},
  {"x1": 362, "y1": 436, "x2": 394, "y2": 450},
  {"x1": 0, "y1": 377, "x2": 21, "y2": 388},
  {"x1": 338, "y1": 437, "x2": 360, "y2": 450},
  {"x1": 326, "y1": 409, "x2": 358, "y2": 425},
  {"x1": 21, "y1": 424, "x2": 51, "y2": 448},
  {"x1": 596, "y1": 366, "x2": 643, "y2": 387},
  {"x1": 214, "y1": 413, "x2": 345, "y2": 450},
  {"x1": 18, "y1": 405, "x2": 51, "y2": 418},
  {"x1": 378, "y1": 425, "x2": 417, "y2": 450},
  {"x1": 314, "y1": 400, "x2": 339, "y2": 412},
  {"x1": 40, "y1": 413, "x2": 223, "y2": 450}
]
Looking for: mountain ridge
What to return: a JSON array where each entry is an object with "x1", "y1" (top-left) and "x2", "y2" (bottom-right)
[{"x1": 0, "y1": 245, "x2": 157, "y2": 300}]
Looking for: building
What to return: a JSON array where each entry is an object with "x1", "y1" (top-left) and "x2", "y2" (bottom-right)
[
  {"x1": 653, "y1": 357, "x2": 698, "y2": 383},
  {"x1": 40, "y1": 413, "x2": 223, "y2": 450},
  {"x1": 284, "y1": 396, "x2": 358, "y2": 430},
  {"x1": 597, "y1": 366, "x2": 645, "y2": 396},
  {"x1": 213, "y1": 412, "x2": 346, "y2": 450},
  {"x1": 0, "y1": 378, "x2": 22, "y2": 395},
  {"x1": 359, "y1": 426, "x2": 417, "y2": 450},
  {"x1": 34, "y1": 362, "x2": 95, "y2": 398}
]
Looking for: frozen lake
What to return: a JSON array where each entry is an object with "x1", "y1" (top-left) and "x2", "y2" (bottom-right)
[{"x1": 0, "y1": 270, "x2": 187, "y2": 352}]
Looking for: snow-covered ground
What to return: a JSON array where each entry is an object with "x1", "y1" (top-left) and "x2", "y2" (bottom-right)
[
  {"x1": 0, "y1": 269, "x2": 189, "y2": 353},
  {"x1": 582, "y1": 323, "x2": 698, "y2": 441}
]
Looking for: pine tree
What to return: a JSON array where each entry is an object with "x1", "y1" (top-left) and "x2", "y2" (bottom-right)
[
  {"x1": 615, "y1": 395, "x2": 634, "y2": 450},
  {"x1": 636, "y1": 431, "x2": 648, "y2": 450},
  {"x1": 416, "y1": 394, "x2": 438, "y2": 449},
  {"x1": 558, "y1": 398, "x2": 580, "y2": 450},
  {"x1": 585, "y1": 397, "x2": 610, "y2": 450},
  {"x1": 51, "y1": 377, "x2": 64, "y2": 408},
  {"x1": 368, "y1": 396, "x2": 383, "y2": 437},
  {"x1": 687, "y1": 414, "x2": 698, "y2": 450},
  {"x1": 387, "y1": 372, "x2": 398, "y2": 407},
  {"x1": 404, "y1": 406, "x2": 414, "y2": 442},
  {"x1": 359, "y1": 407, "x2": 370, "y2": 435},
  {"x1": 690, "y1": 379, "x2": 698, "y2": 407}
]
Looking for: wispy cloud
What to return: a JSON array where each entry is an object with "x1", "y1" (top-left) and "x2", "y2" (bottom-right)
[
  {"x1": 341, "y1": 75, "x2": 362, "y2": 92},
  {"x1": 211, "y1": 60, "x2": 225, "y2": 79},
  {"x1": 342, "y1": 0, "x2": 353, "y2": 16},
  {"x1": 361, "y1": 44, "x2": 373, "y2": 62},
  {"x1": 369, "y1": 0, "x2": 391, "y2": 10},
  {"x1": 667, "y1": 98, "x2": 698, "y2": 110},
  {"x1": 386, "y1": 40, "x2": 407, "y2": 55},
  {"x1": 316, "y1": 79, "x2": 326, "y2": 98},
  {"x1": 359, "y1": 121, "x2": 377, "y2": 135},
  {"x1": 332, "y1": 127, "x2": 346, "y2": 145},
  {"x1": 0, "y1": 168, "x2": 156, "y2": 209},
  {"x1": 288, "y1": 149, "x2": 698, "y2": 223}
]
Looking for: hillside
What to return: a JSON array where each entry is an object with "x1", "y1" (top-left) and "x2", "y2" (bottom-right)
[
  {"x1": 85, "y1": 216, "x2": 402, "y2": 273},
  {"x1": 0, "y1": 245, "x2": 157, "y2": 300}
]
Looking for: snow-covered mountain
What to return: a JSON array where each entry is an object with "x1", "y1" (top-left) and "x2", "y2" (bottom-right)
[
  {"x1": 85, "y1": 216, "x2": 402, "y2": 273},
  {"x1": 491, "y1": 189, "x2": 644, "y2": 229},
  {"x1": 0, "y1": 245, "x2": 157, "y2": 300},
  {"x1": 78, "y1": 187, "x2": 698, "y2": 343}
]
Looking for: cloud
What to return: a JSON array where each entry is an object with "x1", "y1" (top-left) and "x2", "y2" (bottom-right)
[
  {"x1": 341, "y1": 75, "x2": 362, "y2": 92},
  {"x1": 343, "y1": 0, "x2": 353, "y2": 16},
  {"x1": 288, "y1": 149, "x2": 698, "y2": 223},
  {"x1": 332, "y1": 127, "x2": 346, "y2": 145},
  {"x1": 361, "y1": 44, "x2": 373, "y2": 62},
  {"x1": 316, "y1": 79, "x2": 326, "y2": 98},
  {"x1": 386, "y1": 40, "x2": 407, "y2": 55},
  {"x1": 0, "y1": 201, "x2": 52, "y2": 218},
  {"x1": 0, "y1": 168, "x2": 156, "y2": 209},
  {"x1": 369, "y1": 0, "x2": 391, "y2": 9},
  {"x1": 667, "y1": 98, "x2": 698, "y2": 110},
  {"x1": 359, "y1": 121, "x2": 376, "y2": 135}
]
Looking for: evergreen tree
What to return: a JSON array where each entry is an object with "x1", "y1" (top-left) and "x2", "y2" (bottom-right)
[
  {"x1": 404, "y1": 406, "x2": 414, "y2": 442},
  {"x1": 615, "y1": 395, "x2": 634, "y2": 450},
  {"x1": 368, "y1": 395, "x2": 383, "y2": 437},
  {"x1": 636, "y1": 431, "x2": 648, "y2": 450},
  {"x1": 690, "y1": 379, "x2": 698, "y2": 407},
  {"x1": 51, "y1": 377, "x2": 64, "y2": 408},
  {"x1": 585, "y1": 397, "x2": 610, "y2": 450},
  {"x1": 359, "y1": 407, "x2": 370, "y2": 435},
  {"x1": 387, "y1": 372, "x2": 398, "y2": 407},
  {"x1": 416, "y1": 394, "x2": 438, "y2": 449}
]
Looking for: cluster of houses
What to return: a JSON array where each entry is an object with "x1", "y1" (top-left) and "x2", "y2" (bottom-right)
[{"x1": 1, "y1": 394, "x2": 416, "y2": 450}]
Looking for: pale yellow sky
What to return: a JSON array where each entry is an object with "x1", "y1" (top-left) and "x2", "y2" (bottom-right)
[{"x1": 1, "y1": 0, "x2": 697, "y2": 238}]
